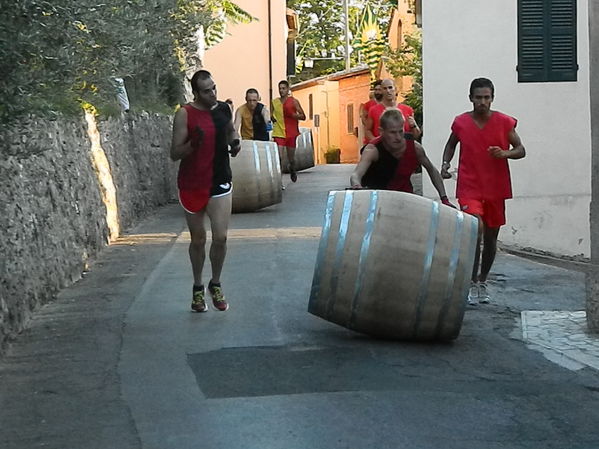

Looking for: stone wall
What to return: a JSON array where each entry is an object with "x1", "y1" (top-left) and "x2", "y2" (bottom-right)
[{"x1": 0, "y1": 112, "x2": 176, "y2": 350}]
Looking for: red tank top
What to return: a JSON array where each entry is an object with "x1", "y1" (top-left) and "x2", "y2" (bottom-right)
[
  {"x1": 451, "y1": 111, "x2": 516, "y2": 200},
  {"x1": 282, "y1": 97, "x2": 300, "y2": 139},
  {"x1": 178, "y1": 105, "x2": 215, "y2": 190}
]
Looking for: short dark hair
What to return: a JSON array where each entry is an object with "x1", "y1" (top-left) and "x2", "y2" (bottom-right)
[
  {"x1": 245, "y1": 88, "x2": 259, "y2": 96},
  {"x1": 372, "y1": 79, "x2": 383, "y2": 88},
  {"x1": 190, "y1": 70, "x2": 212, "y2": 93},
  {"x1": 278, "y1": 80, "x2": 290, "y2": 88},
  {"x1": 469, "y1": 77, "x2": 494, "y2": 97},
  {"x1": 379, "y1": 108, "x2": 404, "y2": 130}
]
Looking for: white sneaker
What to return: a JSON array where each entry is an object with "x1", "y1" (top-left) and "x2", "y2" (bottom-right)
[
  {"x1": 467, "y1": 282, "x2": 479, "y2": 306},
  {"x1": 478, "y1": 282, "x2": 490, "y2": 304}
]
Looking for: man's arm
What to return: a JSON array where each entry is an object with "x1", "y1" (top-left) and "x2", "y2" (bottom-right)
[
  {"x1": 233, "y1": 107, "x2": 242, "y2": 135},
  {"x1": 364, "y1": 113, "x2": 376, "y2": 142},
  {"x1": 224, "y1": 117, "x2": 241, "y2": 157},
  {"x1": 489, "y1": 128, "x2": 526, "y2": 160},
  {"x1": 170, "y1": 107, "x2": 194, "y2": 161},
  {"x1": 415, "y1": 143, "x2": 451, "y2": 203},
  {"x1": 349, "y1": 145, "x2": 378, "y2": 188},
  {"x1": 406, "y1": 115, "x2": 422, "y2": 139},
  {"x1": 293, "y1": 98, "x2": 306, "y2": 121},
  {"x1": 440, "y1": 132, "x2": 459, "y2": 179},
  {"x1": 261, "y1": 105, "x2": 271, "y2": 124},
  {"x1": 359, "y1": 103, "x2": 369, "y2": 126}
]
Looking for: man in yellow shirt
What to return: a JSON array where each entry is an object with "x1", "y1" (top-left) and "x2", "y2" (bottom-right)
[{"x1": 233, "y1": 88, "x2": 271, "y2": 141}]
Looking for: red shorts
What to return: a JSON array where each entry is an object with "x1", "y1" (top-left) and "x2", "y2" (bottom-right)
[
  {"x1": 458, "y1": 198, "x2": 506, "y2": 228},
  {"x1": 274, "y1": 136, "x2": 297, "y2": 148},
  {"x1": 178, "y1": 183, "x2": 232, "y2": 214}
]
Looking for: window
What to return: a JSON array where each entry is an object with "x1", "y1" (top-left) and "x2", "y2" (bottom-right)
[
  {"x1": 517, "y1": 0, "x2": 577, "y2": 82},
  {"x1": 346, "y1": 104, "x2": 354, "y2": 134},
  {"x1": 308, "y1": 94, "x2": 314, "y2": 120}
]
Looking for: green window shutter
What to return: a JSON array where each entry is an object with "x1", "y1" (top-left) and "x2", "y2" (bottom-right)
[{"x1": 517, "y1": 0, "x2": 577, "y2": 82}]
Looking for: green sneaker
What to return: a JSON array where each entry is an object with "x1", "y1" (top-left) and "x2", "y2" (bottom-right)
[
  {"x1": 191, "y1": 287, "x2": 208, "y2": 312},
  {"x1": 208, "y1": 282, "x2": 229, "y2": 311}
]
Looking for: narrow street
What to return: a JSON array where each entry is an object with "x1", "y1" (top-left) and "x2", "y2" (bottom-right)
[{"x1": 1, "y1": 165, "x2": 598, "y2": 449}]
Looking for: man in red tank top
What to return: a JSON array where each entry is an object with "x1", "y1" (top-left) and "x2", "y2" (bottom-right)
[
  {"x1": 440, "y1": 77, "x2": 526, "y2": 305},
  {"x1": 364, "y1": 78, "x2": 422, "y2": 143},
  {"x1": 170, "y1": 70, "x2": 241, "y2": 313},
  {"x1": 359, "y1": 80, "x2": 383, "y2": 144},
  {"x1": 272, "y1": 80, "x2": 306, "y2": 185},
  {"x1": 350, "y1": 109, "x2": 452, "y2": 206}
]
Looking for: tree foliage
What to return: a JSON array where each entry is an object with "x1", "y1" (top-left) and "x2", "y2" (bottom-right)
[
  {"x1": 0, "y1": 0, "x2": 252, "y2": 122},
  {"x1": 288, "y1": 0, "x2": 396, "y2": 82}
]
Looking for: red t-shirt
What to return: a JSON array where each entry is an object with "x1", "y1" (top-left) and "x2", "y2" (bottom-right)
[
  {"x1": 451, "y1": 111, "x2": 517, "y2": 200},
  {"x1": 367, "y1": 103, "x2": 414, "y2": 140}
]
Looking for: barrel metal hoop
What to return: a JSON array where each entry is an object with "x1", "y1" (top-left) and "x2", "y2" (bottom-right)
[
  {"x1": 252, "y1": 142, "x2": 262, "y2": 204},
  {"x1": 326, "y1": 190, "x2": 354, "y2": 319},
  {"x1": 309, "y1": 191, "x2": 337, "y2": 309},
  {"x1": 264, "y1": 142, "x2": 275, "y2": 195},
  {"x1": 434, "y1": 210, "x2": 464, "y2": 338},
  {"x1": 349, "y1": 190, "x2": 379, "y2": 328},
  {"x1": 412, "y1": 200, "x2": 440, "y2": 337}
]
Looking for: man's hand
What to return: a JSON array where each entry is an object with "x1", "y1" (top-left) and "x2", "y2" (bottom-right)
[
  {"x1": 440, "y1": 196, "x2": 457, "y2": 209},
  {"x1": 488, "y1": 146, "x2": 507, "y2": 159},
  {"x1": 190, "y1": 126, "x2": 204, "y2": 148},
  {"x1": 440, "y1": 161, "x2": 452, "y2": 179},
  {"x1": 406, "y1": 116, "x2": 417, "y2": 129},
  {"x1": 229, "y1": 139, "x2": 241, "y2": 157}
]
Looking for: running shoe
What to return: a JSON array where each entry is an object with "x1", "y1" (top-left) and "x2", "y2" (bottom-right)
[
  {"x1": 208, "y1": 282, "x2": 229, "y2": 311},
  {"x1": 467, "y1": 282, "x2": 479, "y2": 306},
  {"x1": 290, "y1": 171, "x2": 298, "y2": 182},
  {"x1": 478, "y1": 282, "x2": 490, "y2": 304},
  {"x1": 191, "y1": 287, "x2": 208, "y2": 312}
]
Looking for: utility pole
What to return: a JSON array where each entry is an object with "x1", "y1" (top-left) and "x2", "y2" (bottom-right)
[{"x1": 344, "y1": 0, "x2": 350, "y2": 70}]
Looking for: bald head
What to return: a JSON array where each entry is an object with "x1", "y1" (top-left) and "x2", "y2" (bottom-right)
[{"x1": 380, "y1": 79, "x2": 397, "y2": 105}]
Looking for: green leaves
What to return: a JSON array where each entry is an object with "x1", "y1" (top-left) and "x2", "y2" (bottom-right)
[{"x1": 0, "y1": 0, "x2": 252, "y2": 122}]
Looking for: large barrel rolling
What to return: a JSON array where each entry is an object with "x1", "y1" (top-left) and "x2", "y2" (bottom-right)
[
  {"x1": 231, "y1": 140, "x2": 282, "y2": 213},
  {"x1": 280, "y1": 127, "x2": 315, "y2": 173},
  {"x1": 308, "y1": 190, "x2": 478, "y2": 341}
]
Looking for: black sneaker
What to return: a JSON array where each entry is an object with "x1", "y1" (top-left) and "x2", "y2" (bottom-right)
[
  {"x1": 191, "y1": 287, "x2": 208, "y2": 312},
  {"x1": 290, "y1": 171, "x2": 298, "y2": 182},
  {"x1": 208, "y1": 282, "x2": 229, "y2": 311}
]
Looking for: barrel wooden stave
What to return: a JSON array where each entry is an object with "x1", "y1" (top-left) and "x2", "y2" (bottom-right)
[
  {"x1": 280, "y1": 128, "x2": 315, "y2": 173},
  {"x1": 309, "y1": 190, "x2": 478, "y2": 341},
  {"x1": 231, "y1": 140, "x2": 282, "y2": 213}
]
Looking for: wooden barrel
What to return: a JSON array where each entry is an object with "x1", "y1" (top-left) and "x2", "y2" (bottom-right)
[
  {"x1": 280, "y1": 127, "x2": 315, "y2": 173},
  {"x1": 231, "y1": 140, "x2": 282, "y2": 213},
  {"x1": 308, "y1": 190, "x2": 478, "y2": 341}
]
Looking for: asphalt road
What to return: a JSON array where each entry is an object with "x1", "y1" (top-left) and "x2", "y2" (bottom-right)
[{"x1": 1, "y1": 164, "x2": 598, "y2": 449}]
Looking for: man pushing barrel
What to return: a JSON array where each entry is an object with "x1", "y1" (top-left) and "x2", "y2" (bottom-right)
[{"x1": 350, "y1": 108, "x2": 453, "y2": 207}]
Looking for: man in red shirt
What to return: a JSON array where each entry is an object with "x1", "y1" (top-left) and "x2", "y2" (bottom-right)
[
  {"x1": 359, "y1": 80, "x2": 383, "y2": 143},
  {"x1": 364, "y1": 78, "x2": 421, "y2": 142},
  {"x1": 441, "y1": 77, "x2": 526, "y2": 305}
]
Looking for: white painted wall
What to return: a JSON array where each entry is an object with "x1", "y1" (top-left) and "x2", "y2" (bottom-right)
[{"x1": 422, "y1": 0, "x2": 591, "y2": 257}]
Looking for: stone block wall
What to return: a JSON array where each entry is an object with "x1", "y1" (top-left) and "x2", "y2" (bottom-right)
[{"x1": 0, "y1": 112, "x2": 176, "y2": 351}]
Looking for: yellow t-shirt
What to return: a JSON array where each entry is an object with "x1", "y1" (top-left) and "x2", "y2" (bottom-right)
[{"x1": 271, "y1": 98, "x2": 285, "y2": 138}]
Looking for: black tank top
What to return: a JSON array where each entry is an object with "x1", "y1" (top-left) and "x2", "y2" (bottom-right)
[{"x1": 252, "y1": 103, "x2": 269, "y2": 141}]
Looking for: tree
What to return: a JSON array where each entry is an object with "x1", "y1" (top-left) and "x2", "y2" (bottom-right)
[
  {"x1": 287, "y1": 0, "x2": 396, "y2": 82},
  {"x1": 0, "y1": 0, "x2": 252, "y2": 122}
]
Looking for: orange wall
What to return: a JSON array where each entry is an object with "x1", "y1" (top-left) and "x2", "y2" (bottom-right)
[
  {"x1": 202, "y1": 0, "x2": 287, "y2": 110},
  {"x1": 292, "y1": 81, "x2": 340, "y2": 164},
  {"x1": 338, "y1": 73, "x2": 371, "y2": 163}
]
